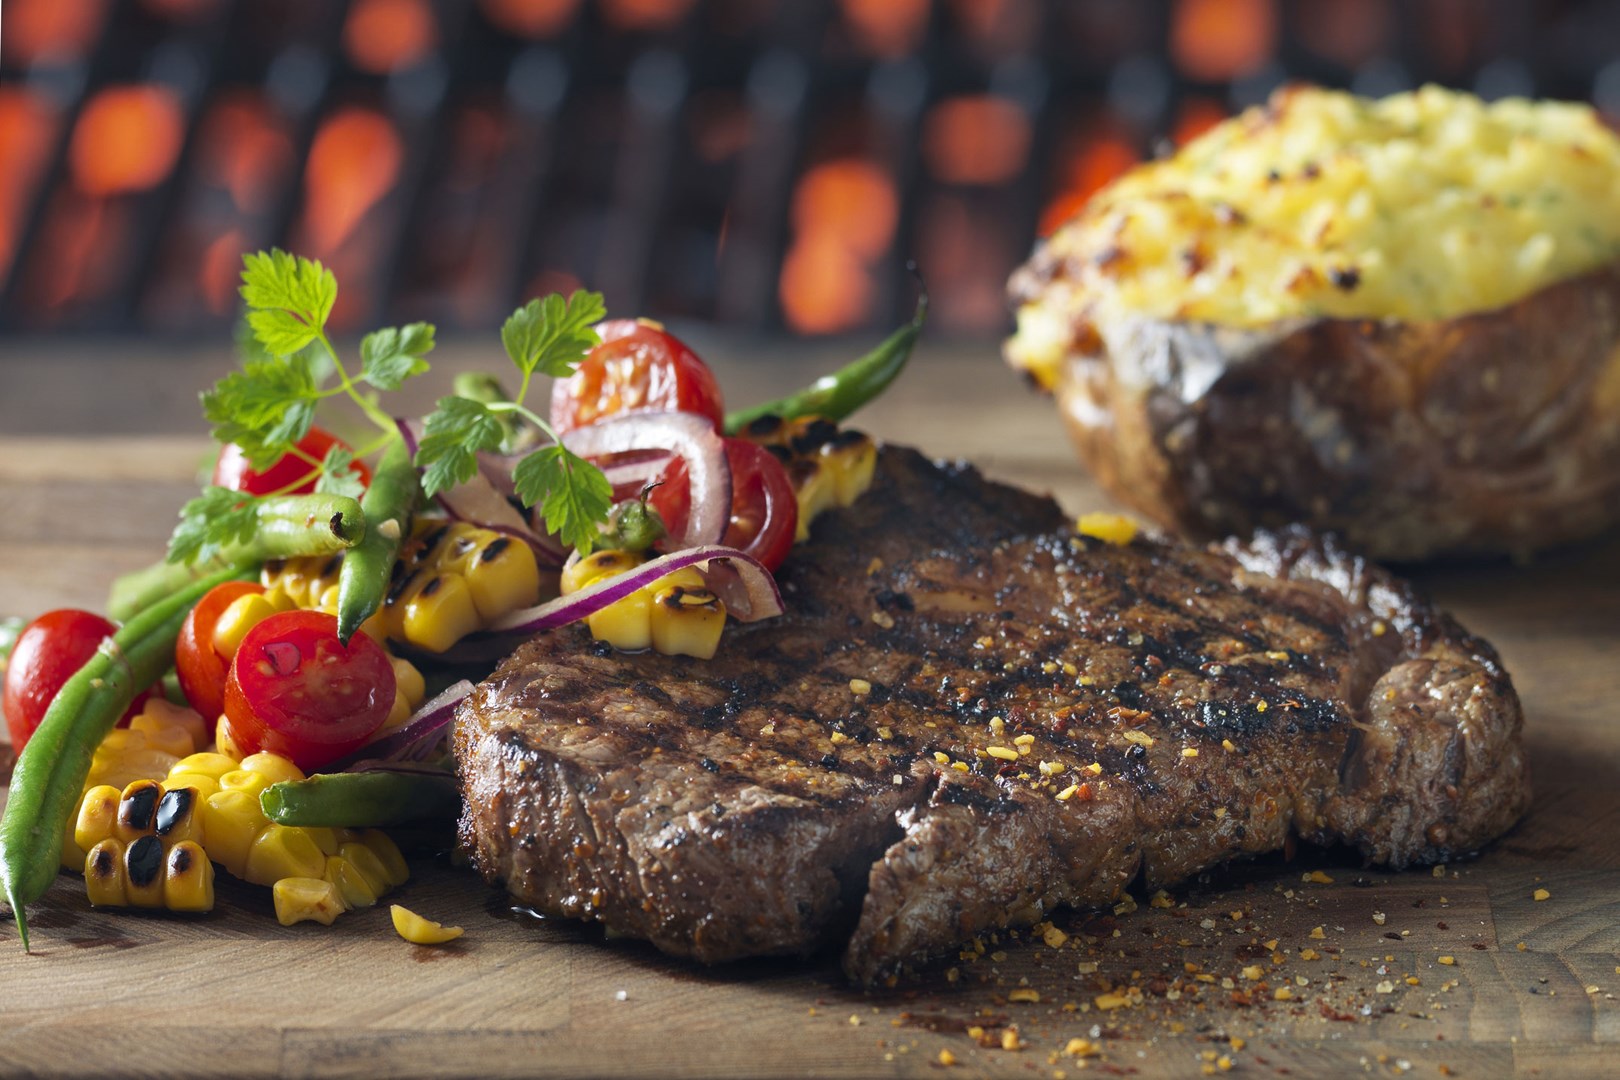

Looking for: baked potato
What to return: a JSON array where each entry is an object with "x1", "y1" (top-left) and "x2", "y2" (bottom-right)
[{"x1": 1006, "y1": 85, "x2": 1620, "y2": 560}]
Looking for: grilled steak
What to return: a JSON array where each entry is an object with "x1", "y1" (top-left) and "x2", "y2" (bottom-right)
[{"x1": 455, "y1": 447, "x2": 1529, "y2": 984}]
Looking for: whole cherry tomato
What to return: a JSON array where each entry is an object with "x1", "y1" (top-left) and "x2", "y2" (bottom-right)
[
  {"x1": 221, "y1": 610, "x2": 394, "y2": 771},
  {"x1": 213, "y1": 426, "x2": 371, "y2": 496},
  {"x1": 174, "y1": 580, "x2": 265, "y2": 723},
  {"x1": 649, "y1": 437, "x2": 798, "y2": 572},
  {"x1": 3, "y1": 610, "x2": 152, "y2": 751},
  {"x1": 550, "y1": 320, "x2": 725, "y2": 434}
]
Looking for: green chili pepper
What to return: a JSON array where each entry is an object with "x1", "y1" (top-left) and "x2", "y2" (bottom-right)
[
  {"x1": 335, "y1": 440, "x2": 419, "y2": 644},
  {"x1": 723, "y1": 288, "x2": 928, "y2": 435},
  {"x1": 0, "y1": 563, "x2": 257, "y2": 950},
  {"x1": 261, "y1": 770, "x2": 459, "y2": 828}
]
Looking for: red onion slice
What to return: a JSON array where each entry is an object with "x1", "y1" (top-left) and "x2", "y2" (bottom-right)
[
  {"x1": 395, "y1": 418, "x2": 567, "y2": 567},
  {"x1": 487, "y1": 544, "x2": 784, "y2": 634},
  {"x1": 322, "y1": 679, "x2": 476, "y2": 771},
  {"x1": 561, "y1": 412, "x2": 731, "y2": 548}
]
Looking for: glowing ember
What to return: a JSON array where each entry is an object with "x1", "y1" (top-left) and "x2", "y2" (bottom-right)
[
  {"x1": 1171, "y1": 0, "x2": 1276, "y2": 81},
  {"x1": 478, "y1": 0, "x2": 580, "y2": 38},
  {"x1": 1039, "y1": 128, "x2": 1139, "y2": 236},
  {"x1": 1, "y1": 0, "x2": 105, "y2": 64},
  {"x1": 0, "y1": 89, "x2": 58, "y2": 285},
  {"x1": 599, "y1": 0, "x2": 696, "y2": 32},
  {"x1": 344, "y1": 0, "x2": 439, "y2": 74},
  {"x1": 196, "y1": 93, "x2": 295, "y2": 214},
  {"x1": 297, "y1": 107, "x2": 404, "y2": 256},
  {"x1": 923, "y1": 95, "x2": 1032, "y2": 186},
  {"x1": 780, "y1": 158, "x2": 899, "y2": 334},
  {"x1": 70, "y1": 85, "x2": 186, "y2": 197},
  {"x1": 839, "y1": 0, "x2": 930, "y2": 58}
]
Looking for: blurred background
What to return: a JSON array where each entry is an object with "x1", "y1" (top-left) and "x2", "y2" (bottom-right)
[{"x1": 2, "y1": 0, "x2": 1619, "y2": 432}]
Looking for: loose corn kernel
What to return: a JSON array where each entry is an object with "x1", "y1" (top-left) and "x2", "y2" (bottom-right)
[
  {"x1": 84, "y1": 840, "x2": 127, "y2": 907},
  {"x1": 587, "y1": 588, "x2": 653, "y2": 651},
  {"x1": 75, "y1": 785, "x2": 123, "y2": 854},
  {"x1": 399, "y1": 573, "x2": 481, "y2": 653},
  {"x1": 561, "y1": 549, "x2": 645, "y2": 595},
  {"x1": 273, "y1": 877, "x2": 347, "y2": 926},
  {"x1": 390, "y1": 904, "x2": 463, "y2": 944},
  {"x1": 325, "y1": 854, "x2": 380, "y2": 908},
  {"x1": 244, "y1": 824, "x2": 327, "y2": 886},
  {"x1": 213, "y1": 592, "x2": 279, "y2": 661},
  {"x1": 238, "y1": 752, "x2": 304, "y2": 787},
  {"x1": 201, "y1": 789, "x2": 264, "y2": 878},
  {"x1": 123, "y1": 835, "x2": 167, "y2": 908},
  {"x1": 648, "y1": 584, "x2": 727, "y2": 659},
  {"x1": 1076, "y1": 513, "x2": 1139, "y2": 545},
  {"x1": 360, "y1": 829, "x2": 411, "y2": 888},
  {"x1": 214, "y1": 717, "x2": 246, "y2": 761},
  {"x1": 391, "y1": 655, "x2": 426, "y2": 709},
  {"x1": 163, "y1": 842, "x2": 215, "y2": 912}
]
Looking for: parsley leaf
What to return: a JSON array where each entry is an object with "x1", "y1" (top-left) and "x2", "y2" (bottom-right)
[
  {"x1": 360, "y1": 322, "x2": 435, "y2": 390},
  {"x1": 201, "y1": 354, "x2": 321, "y2": 468},
  {"x1": 414, "y1": 396, "x2": 506, "y2": 497},
  {"x1": 239, "y1": 250, "x2": 338, "y2": 357},
  {"x1": 167, "y1": 487, "x2": 262, "y2": 565},
  {"x1": 512, "y1": 446, "x2": 613, "y2": 555},
  {"x1": 501, "y1": 290, "x2": 606, "y2": 380},
  {"x1": 314, "y1": 444, "x2": 367, "y2": 500}
]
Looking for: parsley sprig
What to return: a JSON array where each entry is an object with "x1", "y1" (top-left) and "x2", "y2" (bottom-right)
[
  {"x1": 172, "y1": 249, "x2": 615, "y2": 563},
  {"x1": 414, "y1": 291, "x2": 613, "y2": 553}
]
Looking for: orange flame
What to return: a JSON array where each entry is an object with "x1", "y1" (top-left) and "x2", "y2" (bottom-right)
[
  {"x1": 196, "y1": 93, "x2": 295, "y2": 214},
  {"x1": 70, "y1": 85, "x2": 186, "y2": 197},
  {"x1": 0, "y1": 89, "x2": 59, "y2": 283},
  {"x1": 344, "y1": 0, "x2": 439, "y2": 74},
  {"x1": 839, "y1": 0, "x2": 931, "y2": 58},
  {"x1": 923, "y1": 95, "x2": 1031, "y2": 186},
  {"x1": 1, "y1": 0, "x2": 105, "y2": 65},
  {"x1": 1171, "y1": 0, "x2": 1276, "y2": 81},
  {"x1": 478, "y1": 0, "x2": 580, "y2": 38},
  {"x1": 780, "y1": 158, "x2": 898, "y2": 334},
  {"x1": 298, "y1": 107, "x2": 404, "y2": 256}
]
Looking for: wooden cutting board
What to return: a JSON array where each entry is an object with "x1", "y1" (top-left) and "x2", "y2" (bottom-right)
[{"x1": 2, "y1": 343, "x2": 1617, "y2": 1078}]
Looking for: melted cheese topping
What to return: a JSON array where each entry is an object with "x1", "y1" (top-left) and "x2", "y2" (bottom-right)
[{"x1": 1009, "y1": 85, "x2": 1620, "y2": 387}]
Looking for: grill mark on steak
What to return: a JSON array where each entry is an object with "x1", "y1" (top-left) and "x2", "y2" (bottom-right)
[{"x1": 455, "y1": 446, "x2": 1529, "y2": 985}]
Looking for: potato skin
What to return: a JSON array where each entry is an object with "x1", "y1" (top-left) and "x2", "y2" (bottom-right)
[{"x1": 1039, "y1": 264, "x2": 1620, "y2": 560}]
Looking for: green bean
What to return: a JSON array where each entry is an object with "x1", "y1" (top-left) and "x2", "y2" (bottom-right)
[
  {"x1": 336, "y1": 440, "x2": 419, "y2": 643},
  {"x1": 0, "y1": 563, "x2": 256, "y2": 950},
  {"x1": 723, "y1": 289, "x2": 928, "y2": 434},
  {"x1": 109, "y1": 559, "x2": 220, "y2": 622},
  {"x1": 261, "y1": 770, "x2": 459, "y2": 828}
]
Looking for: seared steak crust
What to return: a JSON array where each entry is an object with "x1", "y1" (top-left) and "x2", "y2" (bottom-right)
[{"x1": 455, "y1": 447, "x2": 1529, "y2": 984}]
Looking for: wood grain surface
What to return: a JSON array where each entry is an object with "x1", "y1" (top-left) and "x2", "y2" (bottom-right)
[{"x1": 1, "y1": 342, "x2": 1617, "y2": 1079}]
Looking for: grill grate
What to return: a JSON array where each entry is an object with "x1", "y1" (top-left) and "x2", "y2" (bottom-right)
[{"x1": 1, "y1": 0, "x2": 1616, "y2": 340}]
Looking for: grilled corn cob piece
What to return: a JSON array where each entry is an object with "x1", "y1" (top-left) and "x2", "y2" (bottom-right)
[
  {"x1": 739, "y1": 416, "x2": 878, "y2": 537},
  {"x1": 561, "y1": 556, "x2": 727, "y2": 657},
  {"x1": 77, "y1": 780, "x2": 215, "y2": 912},
  {"x1": 80, "y1": 699, "x2": 206, "y2": 796}
]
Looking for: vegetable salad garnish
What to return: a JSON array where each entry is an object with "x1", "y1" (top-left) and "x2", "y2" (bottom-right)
[{"x1": 0, "y1": 248, "x2": 923, "y2": 948}]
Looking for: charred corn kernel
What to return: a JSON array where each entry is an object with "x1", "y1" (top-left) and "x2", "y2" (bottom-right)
[
  {"x1": 201, "y1": 789, "x2": 263, "y2": 878},
  {"x1": 213, "y1": 591, "x2": 279, "y2": 660},
  {"x1": 218, "y1": 769, "x2": 271, "y2": 800},
  {"x1": 463, "y1": 535, "x2": 542, "y2": 620},
  {"x1": 390, "y1": 904, "x2": 463, "y2": 944},
  {"x1": 788, "y1": 458, "x2": 837, "y2": 542},
  {"x1": 171, "y1": 752, "x2": 240, "y2": 781},
  {"x1": 1076, "y1": 513, "x2": 1139, "y2": 545},
  {"x1": 338, "y1": 841, "x2": 394, "y2": 896},
  {"x1": 130, "y1": 699, "x2": 205, "y2": 757},
  {"x1": 649, "y1": 585, "x2": 727, "y2": 659},
  {"x1": 819, "y1": 431, "x2": 877, "y2": 506},
  {"x1": 586, "y1": 587, "x2": 653, "y2": 651},
  {"x1": 153, "y1": 786, "x2": 204, "y2": 846},
  {"x1": 273, "y1": 877, "x2": 347, "y2": 926},
  {"x1": 360, "y1": 829, "x2": 410, "y2": 888},
  {"x1": 244, "y1": 824, "x2": 327, "y2": 886},
  {"x1": 75, "y1": 785, "x2": 123, "y2": 854},
  {"x1": 391, "y1": 655, "x2": 425, "y2": 708},
  {"x1": 215, "y1": 716, "x2": 245, "y2": 761},
  {"x1": 561, "y1": 549, "x2": 646, "y2": 595},
  {"x1": 163, "y1": 842, "x2": 214, "y2": 912},
  {"x1": 238, "y1": 752, "x2": 304, "y2": 786},
  {"x1": 325, "y1": 854, "x2": 380, "y2": 908},
  {"x1": 124, "y1": 835, "x2": 167, "y2": 907},
  {"x1": 116, "y1": 780, "x2": 165, "y2": 844},
  {"x1": 84, "y1": 840, "x2": 127, "y2": 907},
  {"x1": 399, "y1": 573, "x2": 481, "y2": 654}
]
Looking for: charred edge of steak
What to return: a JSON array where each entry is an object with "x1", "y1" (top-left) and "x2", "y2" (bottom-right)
[{"x1": 453, "y1": 449, "x2": 1529, "y2": 987}]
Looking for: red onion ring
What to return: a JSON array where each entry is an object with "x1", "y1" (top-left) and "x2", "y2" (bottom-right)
[
  {"x1": 488, "y1": 544, "x2": 784, "y2": 634},
  {"x1": 560, "y1": 412, "x2": 731, "y2": 548}
]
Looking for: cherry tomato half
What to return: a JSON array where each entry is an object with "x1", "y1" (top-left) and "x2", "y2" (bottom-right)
[
  {"x1": 550, "y1": 320, "x2": 725, "y2": 434},
  {"x1": 213, "y1": 425, "x2": 371, "y2": 496},
  {"x1": 648, "y1": 437, "x2": 798, "y2": 572},
  {"x1": 222, "y1": 610, "x2": 394, "y2": 771},
  {"x1": 175, "y1": 580, "x2": 265, "y2": 723},
  {"x1": 3, "y1": 610, "x2": 151, "y2": 752}
]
